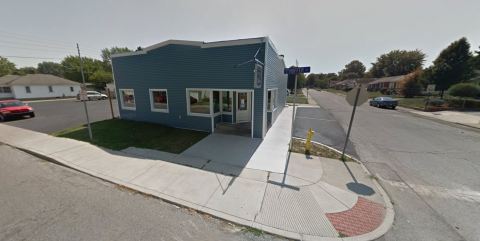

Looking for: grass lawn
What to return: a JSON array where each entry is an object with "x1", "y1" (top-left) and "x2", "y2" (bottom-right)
[
  {"x1": 287, "y1": 93, "x2": 308, "y2": 104},
  {"x1": 324, "y1": 88, "x2": 347, "y2": 96},
  {"x1": 397, "y1": 97, "x2": 426, "y2": 110},
  {"x1": 52, "y1": 119, "x2": 209, "y2": 154}
]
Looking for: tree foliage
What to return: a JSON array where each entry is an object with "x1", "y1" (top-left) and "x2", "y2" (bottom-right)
[
  {"x1": 13, "y1": 67, "x2": 37, "y2": 75},
  {"x1": 369, "y1": 50, "x2": 426, "y2": 77},
  {"x1": 0, "y1": 57, "x2": 16, "y2": 77},
  {"x1": 37, "y1": 61, "x2": 64, "y2": 76},
  {"x1": 400, "y1": 69, "x2": 423, "y2": 98},
  {"x1": 431, "y1": 38, "x2": 473, "y2": 95},
  {"x1": 61, "y1": 55, "x2": 107, "y2": 83},
  {"x1": 339, "y1": 60, "x2": 366, "y2": 79},
  {"x1": 448, "y1": 83, "x2": 480, "y2": 98},
  {"x1": 101, "y1": 47, "x2": 132, "y2": 64}
]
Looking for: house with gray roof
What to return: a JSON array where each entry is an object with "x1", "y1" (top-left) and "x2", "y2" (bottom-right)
[{"x1": 0, "y1": 74, "x2": 81, "y2": 100}]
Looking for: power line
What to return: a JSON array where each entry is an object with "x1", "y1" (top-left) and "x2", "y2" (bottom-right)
[
  {"x1": 0, "y1": 29, "x2": 101, "y2": 52},
  {"x1": 0, "y1": 55, "x2": 62, "y2": 60},
  {"x1": 0, "y1": 38, "x2": 74, "y2": 51}
]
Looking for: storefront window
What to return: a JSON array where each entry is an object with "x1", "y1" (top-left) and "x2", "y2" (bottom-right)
[
  {"x1": 222, "y1": 91, "x2": 232, "y2": 113},
  {"x1": 120, "y1": 89, "x2": 135, "y2": 110},
  {"x1": 213, "y1": 91, "x2": 220, "y2": 113},
  {"x1": 150, "y1": 89, "x2": 168, "y2": 112},
  {"x1": 189, "y1": 90, "x2": 210, "y2": 114}
]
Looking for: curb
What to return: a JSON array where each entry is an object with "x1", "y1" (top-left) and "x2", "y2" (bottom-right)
[
  {"x1": 397, "y1": 107, "x2": 480, "y2": 132},
  {"x1": 292, "y1": 137, "x2": 395, "y2": 241},
  {"x1": 4, "y1": 139, "x2": 393, "y2": 241}
]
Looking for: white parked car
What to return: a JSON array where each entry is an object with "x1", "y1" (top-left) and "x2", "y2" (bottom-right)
[{"x1": 77, "y1": 91, "x2": 108, "y2": 101}]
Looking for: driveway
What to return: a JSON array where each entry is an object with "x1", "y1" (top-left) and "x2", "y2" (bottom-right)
[
  {"x1": 3, "y1": 99, "x2": 119, "y2": 133},
  {"x1": 293, "y1": 106, "x2": 358, "y2": 158}
]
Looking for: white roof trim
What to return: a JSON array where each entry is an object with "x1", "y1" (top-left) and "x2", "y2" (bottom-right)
[{"x1": 111, "y1": 37, "x2": 269, "y2": 59}]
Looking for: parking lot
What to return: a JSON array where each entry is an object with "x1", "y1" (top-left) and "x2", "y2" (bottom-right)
[{"x1": 3, "y1": 99, "x2": 119, "y2": 134}]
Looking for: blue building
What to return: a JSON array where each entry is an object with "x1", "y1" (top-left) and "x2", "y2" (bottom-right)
[{"x1": 111, "y1": 37, "x2": 287, "y2": 138}]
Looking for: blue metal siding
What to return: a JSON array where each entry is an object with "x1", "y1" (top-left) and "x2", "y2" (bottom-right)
[
  {"x1": 112, "y1": 43, "x2": 266, "y2": 136},
  {"x1": 264, "y1": 41, "x2": 287, "y2": 125}
]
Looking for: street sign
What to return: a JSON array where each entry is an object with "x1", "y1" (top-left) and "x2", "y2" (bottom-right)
[
  {"x1": 346, "y1": 85, "x2": 368, "y2": 106},
  {"x1": 284, "y1": 66, "x2": 311, "y2": 75}
]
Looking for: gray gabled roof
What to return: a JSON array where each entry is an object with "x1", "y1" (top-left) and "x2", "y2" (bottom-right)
[
  {"x1": 369, "y1": 75, "x2": 407, "y2": 85},
  {"x1": 0, "y1": 74, "x2": 80, "y2": 86}
]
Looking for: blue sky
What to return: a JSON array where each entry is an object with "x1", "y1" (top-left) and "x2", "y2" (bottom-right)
[{"x1": 1, "y1": 0, "x2": 479, "y2": 73}]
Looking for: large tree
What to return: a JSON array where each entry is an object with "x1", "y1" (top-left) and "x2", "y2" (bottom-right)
[
  {"x1": 37, "y1": 61, "x2": 64, "y2": 77},
  {"x1": 13, "y1": 67, "x2": 37, "y2": 75},
  {"x1": 431, "y1": 37, "x2": 473, "y2": 97},
  {"x1": 338, "y1": 60, "x2": 366, "y2": 79},
  {"x1": 61, "y1": 56, "x2": 107, "y2": 83},
  {"x1": 101, "y1": 47, "x2": 132, "y2": 66},
  {"x1": 369, "y1": 50, "x2": 426, "y2": 77},
  {"x1": 0, "y1": 57, "x2": 16, "y2": 77}
]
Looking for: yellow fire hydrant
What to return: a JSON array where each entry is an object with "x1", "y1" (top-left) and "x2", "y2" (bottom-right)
[{"x1": 305, "y1": 128, "x2": 315, "y2": 153}]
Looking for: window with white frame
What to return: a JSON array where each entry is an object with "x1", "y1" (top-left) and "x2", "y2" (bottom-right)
[
  {"x1": 70, "y1": 86, "x2": 74, "y2": 92},
  {"x1": 222, "y1": 91, "x2": 232, "y2": 113},
  {"x1": 25, "y1": 86, "x2": 31, "y2": 93},
  {"x1": 120, "y1": 89, "x2": 136, "y2": 110},
  {"x1": 48, "y1": 86, "x2": 53, "y2": 92},
  {"x1": 267, "y1": 89, "x2": 277, "y2": 111},
  {"x1": 149, "y1": 89, "x2": 168, "y2": 112},
  {"x1": 188, "y1": 89, "x2": 210, "y2": 115},
  {"x1": 0, "y1": 87, "x2": 11, "y2": 93}
]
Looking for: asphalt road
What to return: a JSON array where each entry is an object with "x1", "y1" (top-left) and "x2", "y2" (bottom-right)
[
  {"x1": 293, "y1": 106, "x2": 358, "y2": 158},
  {"x1": 3, "y1": 99, "x2": 119, "y2": 134},
  {"x1": 307, "y1": 89, "x2": 480, "y2": 241},
  {"x1": 0, "y1": 144, "x2": 285, "y2": 241}
]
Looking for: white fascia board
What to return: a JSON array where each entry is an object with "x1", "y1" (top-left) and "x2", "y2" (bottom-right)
[{"x1": 201, "y1": 37, "x2": 267, "y2": 48}]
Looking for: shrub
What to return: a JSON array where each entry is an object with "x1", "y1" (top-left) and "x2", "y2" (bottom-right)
[
  {"x1": 401, "y1": 69, "x2": 424, "y2": 98},
  {"x1": 448, "y1": 83, "x2": 480, "y2": 98}
]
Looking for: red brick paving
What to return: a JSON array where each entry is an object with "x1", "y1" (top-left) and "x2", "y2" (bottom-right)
[{"x1": 325, "y1": 197, "x2": 385, "y2": 237}]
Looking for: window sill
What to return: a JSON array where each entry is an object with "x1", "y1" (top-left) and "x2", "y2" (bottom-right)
[
  {"x1": 187, "y1": 112, "x2": 211, "y2": 117},
  {"x1": 121, "y1": 107, "x2": 136, "y2": 111},
  {"x1": 151, "y1": 108, "x2": 169, "y2": 113}
]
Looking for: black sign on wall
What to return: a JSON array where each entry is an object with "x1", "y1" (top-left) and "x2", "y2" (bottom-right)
[{"x1": 254, "y1": 64, "x2": 263, "y2": 88}]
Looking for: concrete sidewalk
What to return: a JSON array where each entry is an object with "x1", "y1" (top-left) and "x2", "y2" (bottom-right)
[
  {"x1": 0, "y1": 124, "x2": 393, "y2": 241},
  {"x1": 399, "y1": 107, "x2": 480, "y2": 129}
]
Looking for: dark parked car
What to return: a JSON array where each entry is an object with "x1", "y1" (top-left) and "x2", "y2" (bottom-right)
[
  {"x1": 0, "y1": 99, "x2": 35, "y2": 121},
  {"x1": 369, "y1": 97, "x2": 398, "y2": 109}
]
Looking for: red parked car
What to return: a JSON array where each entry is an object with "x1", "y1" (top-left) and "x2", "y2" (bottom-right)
[{"x1": 0, "y1": 99, "x2": 35, "y2": 121}]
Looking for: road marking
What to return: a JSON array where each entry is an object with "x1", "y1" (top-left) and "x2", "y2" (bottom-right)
[{"x1": 379, "y1": 176, "x2": 480, "y2": 203}]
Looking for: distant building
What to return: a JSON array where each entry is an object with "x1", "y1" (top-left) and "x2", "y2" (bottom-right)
[
  {"x1": 0, "y1": 74, "x2": 81, "y2": 100},
  {"x1": 332, "y1": 78, "x2": 375, "y2": 90},
  {"x1": 367, "y1": 75, "x2": 407, "y2": 92}
]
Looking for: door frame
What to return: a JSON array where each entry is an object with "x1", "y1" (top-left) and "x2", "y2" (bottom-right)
[{"x1": 186, "y1": 88, "x2": 254, "y2": 138}]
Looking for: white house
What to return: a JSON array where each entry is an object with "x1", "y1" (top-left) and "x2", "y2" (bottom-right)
[{"x1": 0, "y1": 74, "x2": 81, "y2": 100}]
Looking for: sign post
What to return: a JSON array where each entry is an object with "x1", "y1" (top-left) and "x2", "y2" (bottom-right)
[
  {"x1": 77, "y1": 43, "x2": 93, "y2": 141},
  {"x1": 341, "y1": 84, "x2": 368, "y2": 160},
  {"x1": 285, "y1": 65, "x2": 311, "y2": 151}
]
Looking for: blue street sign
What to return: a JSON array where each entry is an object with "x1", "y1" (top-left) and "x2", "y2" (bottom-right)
[{"x1": 284, "y1": 66, "x2": 311, "y2": 75}]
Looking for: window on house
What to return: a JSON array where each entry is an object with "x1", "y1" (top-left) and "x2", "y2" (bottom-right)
[
  {"x1": 70, "y1": 87, "x2": 74, "y2": 92},
  {"x1": 188, "y1": 90, "x2": 210, "y2": 115},
  {"x1": 0, "y1": 87, "x2": 11, "y2": 93},
  {"x1": 25, "y1": 86, "x2": 31, "y2": 93},
  {"x1": 213, "y1": 91, "x2": 220, "y2": 113},
  {"x1": 120, "y1": 89, "x2": 136, "y2": 110},
  {"x1": 48, "y1": 86, "x2": 53, "y2": 92},
  {"x1": 149, "y1": 89, "x2": 168, "y2": 112},
  {"x1": 267, "y1": 89, "x2": 277, "y2": 111},
  {"x1": 222, "y1": 91, "x2": 232, "y2": 113}
]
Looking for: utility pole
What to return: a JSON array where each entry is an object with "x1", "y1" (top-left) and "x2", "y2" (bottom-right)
[
  {"x1": 341, "y1": 84, "x2": 361, "y2": 160},
  {"x1": 289, "y1": 60, "x2": 299, "y2": 151},
  {"x1": 77, "y1": 43, "x2": 93, "y2": 141}
]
